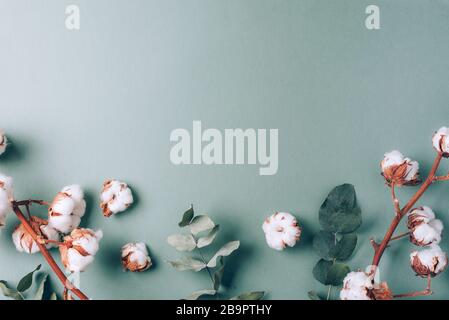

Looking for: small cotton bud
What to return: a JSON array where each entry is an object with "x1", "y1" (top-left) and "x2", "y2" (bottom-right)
[
  {"x1": 0, "y1": 130, "x2": 7, "y2": 156},
  {"x1": 59, "y1": 228, "x2": 103, "y2": 273},
  {"x1": 0, "y1": 173, "x2": 14, "y2": 229},
  {"x1": 100, "y1": 180, "x2": 133, "y2": 217},
  {"x1": 410, "y1": 245, "x2": 448, "y2": 277},
  {"x1": 432, "y1": 127, "x2": 449, "y2": 157},
  {"x1": 12, "y1": 216, "x2": 59, "y2": 254},
  {"x1": 340, "y1": 271, "x2": 374, "y2": 300},
  {"x1": 380, "y1": 150, "x2": 419, "y2": 186},
  {"x1": 407, "y1": 206, "x2": 436, "y2": 230},
  {"x1": 121, "y1": 242, "x2": 152, "y2": 272},
  {"x1": 48, "y1": 185, "x2": 86, "y2": 234},
  {"x1": 410, "y1": 219, "x2": 443, "y2": 247},
  {"x1": 262, "y1": 212, "x2": 301, "y2": 251}
]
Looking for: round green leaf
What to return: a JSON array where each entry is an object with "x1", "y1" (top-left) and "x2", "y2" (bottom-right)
[
  {"x1": 312, "y1": 259, "x2": 333, "y2": 285},
  {"x1": 178, "y1": 206, "x2": 194, "y2": 227},
  {"x1": 319, "y1": 184, "x2": 362, "y2": 234},
  {"x1": 332, "y1": 233, "x2": 357, "y2": 261},
  {"x1": 326, "y1": 262, "x2": 350, "y2": 286},
  {"x1": 313, "y1": 230, "x2": 336, "y2": 260}
]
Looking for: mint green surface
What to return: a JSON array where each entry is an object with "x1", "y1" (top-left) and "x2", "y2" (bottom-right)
[{"x1": 1, "y1": 0, "x2": 449, "y2": 299}]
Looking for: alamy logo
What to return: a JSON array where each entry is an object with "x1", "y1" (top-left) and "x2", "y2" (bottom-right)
[
  {"x1": 65, "y1": 5, "x2": 80, "y2": 30},
  {"x1": 170, "y1": 121, "x2": 278, "y2": 176}
]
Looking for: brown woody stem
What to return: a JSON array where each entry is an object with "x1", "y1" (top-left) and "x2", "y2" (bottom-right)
[
  {"x1": 11, "y1": 201, "x2": 89, "y2": 300},
  {"x1": 372, "y1": 153, "x2": 443, "y2": 268}
]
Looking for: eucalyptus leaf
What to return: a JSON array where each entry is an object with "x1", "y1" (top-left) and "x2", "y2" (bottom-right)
[
  {"x1": 312, "y1": 259, "x2": 333, "y2": 285},
  {"x1": 185, "y1": 289, "x2": 216, "y2": 300},
  {"x1": 168, "y1": 257, "x2": 206, "y2": 272},
  {"x1": 17, "y1": 264, "x2": 41, "y2": 292},
  {"x1": 319, "y1": 184, "x2": 361, "y2": 234},
  {"x1": 34, "y1": 274, "x2": 48, "y2": 300},
  {"x1": 326, "y1": 262, "x2": 350, "y2": 286},
  {"x1": 167, "y1": 234, "x2": 197, "y2": 251},
  {"x1": 179, "y1": 206, "x2": 194, "y2": 227},
  {"x1": 308, "y1": 291, "x2": 322, "y2": 300},
  {"x1": 189, "y1": 215, "x2": 215, "y2": 235},
  {"x1": 332, "y1": 233, "x2": 357, "y2": 261},
  {"x1": 313, "y1": 230, "x2": 336, "y2": 260},
  {"x1": 230, "y1": 291, "x2": 264, "y2": 300},
  {"x1": 0, "y1": 281, "x2": 23, "y2": 300},
  {"x1": 197, "y1": 225, "x2": 220, "y2": 248},
  {"x1": 207, "y1": 241, "x2": 240, "y2": 268}
]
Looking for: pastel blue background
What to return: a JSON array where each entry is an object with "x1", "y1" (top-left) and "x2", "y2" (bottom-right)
[{"x1": 1, "y1": 0, "x2": 449, "y2": 299}]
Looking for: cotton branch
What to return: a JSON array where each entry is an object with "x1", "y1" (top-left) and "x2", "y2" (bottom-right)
[{"x1": 11, "y1": 200, "x2": 89, "y2": 300}]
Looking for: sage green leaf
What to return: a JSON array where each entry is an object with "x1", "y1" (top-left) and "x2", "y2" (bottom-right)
[
  {"x1": 179, "y1": 206, "x2": 194, "y2": 227},
  {"x1": 168, "y1": 257, "x2": 206, "y2": 272},
  {"x1": 319, "y1": 184, "x2": 362, "y2": 234},
  {"x1": 332, "y1": 233, "x2": 357, "y2": 261},
  {"x1": 207, "y1": 241, "x2": 240, "y2": 268},
  {"x1": 17, "y1": 264, "x2": 41, "y2": 292},
  {"x1": 189, "y1": 215, "x2": 215, "y2": 235},
  {"x1": 213, "y1": 259, "x2": 225, "y2": 291},
  {"x1": 167, "y1": 234, "x2": 196, "y2": 251},
  {"x1": 308, "y1": 291, "x2": 322, "y2": 300},
  {"x1": 197, "y1": 225, "x2": 220, "y2": 248},
  {"x1": 313, "y1": 230, "x2": 336, "y2": 260},
  {"x1": 50, "y1": 292, "x2": 58, "y2": 300},
  {"x1": 326, "y1": 262, "x2": 350, "y2": 286},
  {"x1": 312, "y1": 259, "x2": 333, "y2": 285},
  {"x1": 0, "y1": 281, "x2": 23, "y2": 300},
  {"x1": 185, "y1": 289, "x2": 216, "y2": 300},
  {"x1": 34, "y1": 274, "x2": 48, "y2": 300},
  {"x1": 230, "y1": 291, "x2": 264, "y2": 300}
]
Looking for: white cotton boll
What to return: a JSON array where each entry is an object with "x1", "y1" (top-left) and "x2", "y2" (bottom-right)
[
  {"x1": 410, "y1": 245, "x2": 448, "y2": 277},
  {"x1": 61, "y1": 185, "x2": 84, "y2": 204},
  {"x1": 121, "y1": 242, "x2": 152, "y2": 272},
  {"x1": 50, "y1": 195, "x2": 75, "y2": 216},
  {"x1": 340, "y1": 271, "x2": 373, "y2": 300},
  {"x1": 380, "y1": 151, "x2": 419, "y2": 186},
  {"x1": 0, "y1": 130, "x2": 7, "y2": 156},
  {"x1": 262, "y1": 212, "x2": 301, "y2": 251},
  {"x1": 411, "y1": 222, "x2": 442, "y2": 246},
  {"x1": 0, "y1": 173, "x2": 14, "y2": 200},
  {"x1": 12, "y1": 217, "x2": 60, "y2": 254},
  {"x1": 408, "y1": 206, "x2": 436, "y2": 229},
  {"x1": 59, "y1": 228, "x2": 102, "y2": 272},
  {"x1": 100, "y1": 180, "x2": 134, "y2": 217},
  {"x1": 65, "y1": 250, "x2": 95, "y2": 273},
  {"x1": 432, "y1": 127, "x2": 449, "y2": 156},
  {"x1": 73, "y1": 200, "x2": 86, "y2": 218},
  {"x1": 381, "y1": 150, "x2": 405, "y2": 170}
]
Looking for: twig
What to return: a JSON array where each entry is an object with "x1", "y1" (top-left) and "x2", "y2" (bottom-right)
[
  {"x1": 11, "y1": 201, "x2": 89, "y2": 300},
  {"x1": 372, "y1": 153, "x2": 443, "y2": 267},
  {"x1": 389, "y1": 231, "x2": 410, "y2": 242}
]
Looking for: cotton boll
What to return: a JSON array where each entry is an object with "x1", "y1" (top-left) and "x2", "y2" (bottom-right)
[
  {"x1": 410, "y1": 220, "x2": 443, "y2": 247},
  {"x1": 121, "y1": 242, "x2": 152, "y2": 272},
  {"x1": 59, "y1": 228, "x2": 102, "y2": 273},
  {"x1": 100, "y1": 180, "x2": 134, "y2": 217},
  {"x1": 340, "y1": 271, "x2": 373, "y2": 300},
  {"x1": 48, "y1": 185, "x2": 86, "y2": 234},
  {"x1": 432, "y1": 127, "x2": 449, "y2": 156},
  {"x1": 410, "y1": 245, "x2": 448, "y2": 277},
  {"x1": 407, "y1": 206, "x2": 436, "y2": 229},
  {"x1": 12, "y1": 216, "x2": 60, "y2": 254},
  {"x1": 380, "y1": 151, "x2": 419, "y2": 186},
  {"x1": 0, "y1": 173, "x2": 13, "y2": 229},
  {"x1": 0, "y1": 130, "x2": 7, "y2": 156},
  {"x1": 262, "y1": 212, "x2": 301, "y2": 251}
]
